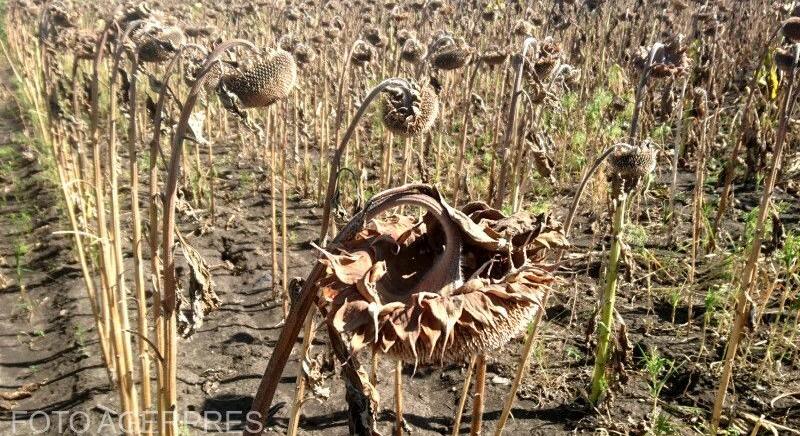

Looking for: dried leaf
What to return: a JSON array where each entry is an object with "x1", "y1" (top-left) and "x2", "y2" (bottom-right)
[{"x1": 176, "y1": 229, "x2": 221, "y2": 337}]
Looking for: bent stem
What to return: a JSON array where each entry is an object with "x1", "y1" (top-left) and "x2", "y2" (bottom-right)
[
  {"x1": 627, "y1": 43, "x2": 664, "y2": 144},
  {"x1": 161, "y1": 39, "x2": 257, "y2": 436},
  {"x1": 318, "y1": 78, "x2": 411, "y2": 245},
  {"x1": 589, "y1": 192, "x2": 627, "y2": 405},
  {"x1": 709, "y1": 43, "x2": 799, "y2": 435},
  {"x1": 148, "y1": 42, "x2": 205, "y2": 435}
]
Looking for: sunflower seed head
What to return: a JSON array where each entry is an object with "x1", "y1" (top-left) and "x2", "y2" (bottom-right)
[
  {"x1": 218, "y1": 47, "x2": 297, "y2": 109},
  {"x1": 382, "y1": 79, "x2": 439, "y2": 137}
]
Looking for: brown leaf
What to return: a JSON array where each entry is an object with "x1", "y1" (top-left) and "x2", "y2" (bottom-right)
[{"x1": 176, "y1": 229, "x2": 221, "y2": 337}]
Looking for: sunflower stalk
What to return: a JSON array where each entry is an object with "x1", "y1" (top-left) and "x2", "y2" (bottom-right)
[
  {"x1": 710, "y1": 42, "x2": 799, "y2": 435},
  {"x1": 589, "y1": 192, "x2": 627, "y2": 404}
]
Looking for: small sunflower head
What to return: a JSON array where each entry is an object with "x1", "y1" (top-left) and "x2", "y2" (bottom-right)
[
  {"x1": 117, "y1": 2, "x2": 152, "y2": 24},
  {"x1": 390, "y1": 6, "x2": 409, "y2": 22},
  {"x1": 607, "y1": 141, "x2": 658, "y2": 197},
  {"x1": 429, "y1": 34, "x2": 472, "y2": 70},
  {"x1": 396, "y1": 28, "x2": 416, "y2": 45},
  {"x1": 351, "y1": 40, "x2": 374, "y2": 66},
  {"x1": 533, "y1": 38, "x2": 561, "y2": 77},
  {"x1": 133, "y1": 21, "x2": 186, "y2": 63},
  {"x1": 513, "y1": 19, "x2": 536, "y2": 37},
  {"x1": 481, "y1": 46, "x2": 508, "y2": 66},
  {"x1": 400, "y1": 38, "x2": 426, "y2": 63},
  {"x1": 278, "y1": 34, "x2": 300, "y2": 53},
  {"x1": 364, "y1": 27, "x2": 386, "y2": 48},
  {"x1": 648, "y1": 36, "x2": 690, "y2": 78},
  {"x1": 381, "y1": 78, "x2": 440, "y2": 137},
  {"x1": 293, "y1": 43, "x2": 315, "y2": 65},
  {"x1": 774, "y1": 46, "x2": 800, "y2": 72},
  {"x1": 512, "y1": 38, "x2": 561, "y2": 81},
  {"x1": 73, "y1": 31, "x2": 97, "y2": 60},
  {"x1": 48, "y1": 1, "x2": 77, "y2": 28},
  {"x1": 284, "y1": 6, "x2": 302, "y2": 21},
  {"x1": 184, "y1": 25, "x2": 216, "y2": 38}
]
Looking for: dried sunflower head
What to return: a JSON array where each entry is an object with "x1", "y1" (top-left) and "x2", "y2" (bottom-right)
[
  {"x1": 533, "y1": 38, "x2": 561, "y2": 77},
  {"x1": 133, "y1": 21, "x2": 186, "y2": 63},
  {"x1": 320, "y1": 185, "x2": 567, "y2": 365},
  {"x1": 783, "y1": 17, "x2": 800, "y2": 44},
  {"x1": 217, "y1": 47, "x2": 297, "y2": 110},
  {"x1": 649, "y1": 36, "x2": 689, "y2": 78},
  {"x1": 481, "y1": 46, "x2": 508, "y2": 66},
  {"x1": 119, "y1": 1, "x2": 152, "y2": 24},
  {"x1": 774, "y1": 46, "x2": 800, "y2": 72},
  {"x1": 284, "y1": 6, "x2": 302, "y2": 21},
  {"x1": 351, "y1": 40, "x2": 374, "y2": 66},
  {"x1": 364, "y1": 26, "x2": 386, "y2": 48},
  {"x1": 396, "y1": 28, "x2": 416, "y2": 45},
  {"x1": 553, "y1": 64, "x2": 581, "y2": 88},
  {"x1": 278, "y1": 34, "x2": 300, "y2": 53},
  {"x1": 390, "y1": 5, "x2": 409, "y2": 22},
  {"x1": 184, "y1": 25, "x2": 216, "y2": 38},
  {"x1": 429, "y1": 35, "x2": 473, "y2": 70},
  {"x1": 607, "y1": 141, "x2": 658, "y2": 197},
  {"x1": 513, "y1": 19, "x2": 536, "y2": 37},
  {"x1": 293, "y1": 43, "x2": 315, "y2": 65},
  {"x1": 400, "y1": 38, "x2": 426, "y2": 63},
  {"x1": 381, "y1": 78, "x2": 439, "y2": 137},
  {"x1": 47, "y1": 1, "x2": 77, "y2": 28},
  {"x1": 511, "y1": 38, "x2": 561, "y2": 81},
  {"x1": 72, "y1": 31, "x2": 97, "y2": 60}
]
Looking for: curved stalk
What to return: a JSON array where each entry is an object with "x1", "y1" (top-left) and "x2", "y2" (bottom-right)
[
  {"x1": 318, "y1": 78, "x2": 411, "y2": 245},
  {"x1": 160, "y1": 39, "x2": 257, "y2": 436},
  {"x1": 627, "y1": 43, "x2": 664, "y2": 144},
  {"x1": 147, "y1": 42, "x2": 205, "y2": 436}
]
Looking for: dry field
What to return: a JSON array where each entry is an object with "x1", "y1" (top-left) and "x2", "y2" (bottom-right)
[{"x1": 0, "y1": 0, "x2": 799, "y2": 435}]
